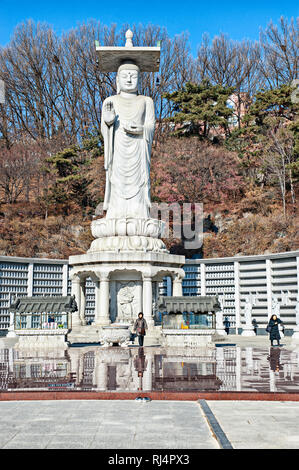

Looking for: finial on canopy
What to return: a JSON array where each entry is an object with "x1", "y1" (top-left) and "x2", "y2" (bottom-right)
[{"x1": 125, "y1": 29, "x2": 133, "y2": 47}]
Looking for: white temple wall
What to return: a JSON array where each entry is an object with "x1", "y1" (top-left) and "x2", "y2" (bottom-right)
[{"x1": 0, "y1": 251, "x2": 298, "y2": 334}]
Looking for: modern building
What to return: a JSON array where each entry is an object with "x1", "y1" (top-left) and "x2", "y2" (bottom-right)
[
  {"x1": 0, "y1": 257, "x2": 70, "y2": 330},
  {"x1": 0, "y1": 250, "x2": 298, "y2": 334},
  {"x1": 180, "y1": 251, "x2": 299, "y2": 334}
]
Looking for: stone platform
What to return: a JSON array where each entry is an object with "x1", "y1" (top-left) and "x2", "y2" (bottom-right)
[{"x1": 68, "y1": 251, "x2": 185, "y2": 343}]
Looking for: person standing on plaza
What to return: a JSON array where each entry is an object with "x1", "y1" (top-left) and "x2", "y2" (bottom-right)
[
  {"x1": 133, "y1": 312, "x2": 148, "y2": 347},
  {"x1": 267, "y1": 314, "x2": 283, "y2": 347}
]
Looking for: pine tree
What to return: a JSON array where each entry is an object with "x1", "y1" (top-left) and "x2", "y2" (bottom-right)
[
  {"x1": 244, "y1": 84, "x2": 297, "y2": 125},
  {"x1": 164, "y1": 80, "x2": 235, "y2": 139},
  {"x1": 226, "y1": 83, "x2": 299, "y2": 215},
  {"x1": 45, "y1": 137, "x2": 100, "y2": 215}
]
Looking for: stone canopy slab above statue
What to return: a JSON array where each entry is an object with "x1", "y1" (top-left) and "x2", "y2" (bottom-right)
[
  {"x1": 95, "y1": 29, "x2": 160, "y2": 72},
  {"x1": 96, "y1": 48, "x2": 161, "y2": 72}
]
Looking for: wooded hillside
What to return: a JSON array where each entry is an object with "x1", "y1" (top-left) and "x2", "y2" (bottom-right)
[{"x1": 0, "y1": 18, "x2": 298, "y2": 259}]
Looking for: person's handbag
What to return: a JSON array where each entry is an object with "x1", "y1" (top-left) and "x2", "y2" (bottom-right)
[{"x1": 266, "y1": 324, "x2": 272, "y2": 333}]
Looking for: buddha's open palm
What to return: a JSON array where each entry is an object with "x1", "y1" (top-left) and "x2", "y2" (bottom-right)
[{"x1": 103, "y1": 101, "x2": 116, "y2": 125}]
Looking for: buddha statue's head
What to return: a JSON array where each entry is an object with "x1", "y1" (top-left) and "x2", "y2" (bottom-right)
[{"x1": 116, "y1": 61, "x2": 140, "y2": 94}]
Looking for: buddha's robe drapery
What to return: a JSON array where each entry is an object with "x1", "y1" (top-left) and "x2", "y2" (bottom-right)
[{"x1": 101, "y1": 94, "x2": 155, "y2": 219}]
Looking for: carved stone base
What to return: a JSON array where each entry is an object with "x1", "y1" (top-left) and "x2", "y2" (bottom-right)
[
  {"x1": 91, "y1": 217, "x2": 165, "y2": 239},
  {"x1": 88, "y1": 235, "x2": 168, "y2": 253},
  {"x1": 89, "y1": 217, "x2": 167, "y2": 254},
  {"x1": 162, "y1": 329, "x2": 216, "y2": 348},
  {"x1": 14, "y1": 329, "x2": 68, "y2": 349},
  {"x1": 69, "y1": 251, "x2": 186, "y2": 344},
  {"x1": 100, "y1": 324, "x2": 131, "y2": 347}
]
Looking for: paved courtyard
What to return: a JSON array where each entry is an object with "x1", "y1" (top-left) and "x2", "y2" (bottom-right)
[
  {"x1": 0, "y1": 399, "x2": 298, "y2": 449},
  {"x1": 1, "y1": 334, "x2": 299, "y2": 449}
]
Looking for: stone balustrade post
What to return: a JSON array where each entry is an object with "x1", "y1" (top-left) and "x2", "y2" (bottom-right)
[
  {"x1": 79, "y1": 279, "x2": 87, "y2": 326},
  {"x1": 71, "y1": 275, "x2": 82, "y2": 327},
  {"x1": 143, "y1": 352, "x2": 153, "y2": 391},
  {"x1": 95, "y1": 361, "x2": 108, "y2": 390},
  {"x1": 142, "y1": 275, "x2": 154, "y2": 329},
  {"x1": 96, "y1": 272, "x2": 111, "y2": 326},
  {"x1": 172, "y1": 274, "x2": 183, "y2": 296}
]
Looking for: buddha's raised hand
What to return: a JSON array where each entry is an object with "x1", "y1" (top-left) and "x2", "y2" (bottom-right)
[{"x1": 103, "y1": 101, "x2": 116, "y2": 126}]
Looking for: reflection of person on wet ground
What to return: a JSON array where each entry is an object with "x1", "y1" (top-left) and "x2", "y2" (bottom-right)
[
  {"x1": 224, "y1": 316, "x2": 230, "y2": 334},
  {"x1": 134, "y1": 348, "x2": 148, "y2": 376},
  {"x1": 133, "y1": 312, "x2": 148, "y2": 346},
  {"x1": 134, "y1": 347, "x2": 148, "y2": 390},
  {"x1": 267, "y1": 347, "x2": 283, "y2": 373},
  {"x1": 252, "y1": 318, "x2": 258, "y2": 335},
  {"x1": 267, "y1": 314, "x2": 283, "y2": 347}
]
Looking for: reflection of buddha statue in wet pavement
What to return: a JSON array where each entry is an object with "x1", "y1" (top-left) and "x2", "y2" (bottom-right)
[{"x1": 101, "y1": 61, "x2": 155, "y2": 219}]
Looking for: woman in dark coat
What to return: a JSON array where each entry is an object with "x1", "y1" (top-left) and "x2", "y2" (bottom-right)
[
  {"x1": 133, "y1": 312, "x2": 148, "y2": 347},
  {"x1": 267, "y1": 314, "x2": 283, "y2": 347}
]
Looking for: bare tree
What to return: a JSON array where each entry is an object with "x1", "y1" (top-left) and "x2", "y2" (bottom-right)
[
  {"x1": 0, "y1": 17, "x2": 297, "y2": 148},
  {"x1": 196, "y1": 33, "x2": 262, "y2": 128},
  {"x1": 259, "y1": 119, "x2": 296, "y2": 216},
  {"x1": 196, "y1": 33, "x2": 262, "y2": 92},
  {"x1": 0, "y1": 20, "x2": 197, "y2": 146},
  {"x1": 0, "y1": 141, "x2": 40, "y2": 203},
  {"x1": 259, "y1": 16, "x2": 299, "y2": 88}
]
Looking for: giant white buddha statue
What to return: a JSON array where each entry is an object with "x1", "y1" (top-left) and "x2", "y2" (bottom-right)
[
  {"x1": 89, "y1": 30, "x2": 166, "y2": 252},
  {"x1": 101, "y1": 60, "x2": 155, "y2": 220}
]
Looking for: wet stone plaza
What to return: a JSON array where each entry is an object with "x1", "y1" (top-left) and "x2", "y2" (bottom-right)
[
  {"x1": 1, "y1": 336, "x2": 299, "y2": 450},
  {"x1": 1, "y1": 338, "x2": 299, "y2": 396}
]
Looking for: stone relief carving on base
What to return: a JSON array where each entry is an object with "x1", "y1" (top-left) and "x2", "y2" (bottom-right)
[{"x1": 116, "y1": 281, "x2": 140, "y2": 323}]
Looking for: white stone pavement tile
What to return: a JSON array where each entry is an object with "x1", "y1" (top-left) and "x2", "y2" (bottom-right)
[
  {"x1": 2, "y1": 435, "x2": 52, "y2": 449},
  {"x1": 207, "y1": 401, "x2": 299, "y2": 449},
  {"x1": 45, "y1": 437, "x2": 93, "y2": 449},
  {"x1": 4, "y1": 399, "x2": 299, "y2": 450}
]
